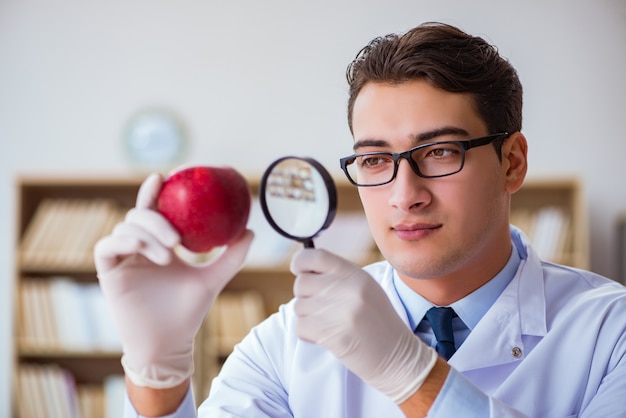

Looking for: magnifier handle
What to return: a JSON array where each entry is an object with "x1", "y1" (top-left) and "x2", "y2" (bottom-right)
[{"x1": 303, "y1": 239, "x2": 315, "y2": 248}]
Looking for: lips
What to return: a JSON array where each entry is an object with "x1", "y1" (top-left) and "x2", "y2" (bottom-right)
[{"x1": 392, "y1": 222, "x2": 441, "y2": 240}]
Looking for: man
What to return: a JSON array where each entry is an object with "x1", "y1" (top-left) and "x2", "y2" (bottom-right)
[{"x1": 95, "y1": 22, "x2": 626, "y2": 417}]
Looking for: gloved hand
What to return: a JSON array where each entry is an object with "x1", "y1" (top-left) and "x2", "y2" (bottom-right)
[
  {"x1": 94, "y1": 173, "x2": 254, "y2": 389},
  {"x1": 291, "y1": 248, "x2": 438, "y2": 404}
]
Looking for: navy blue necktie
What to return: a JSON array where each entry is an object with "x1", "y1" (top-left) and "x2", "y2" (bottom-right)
[{"x1": 425, "y1": 307, "x2": 457, "y2": 360}]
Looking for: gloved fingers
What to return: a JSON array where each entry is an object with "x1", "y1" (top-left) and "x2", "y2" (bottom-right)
[
  {"x1": 292, "y1": 285, "x2": 344, "y2": 319},
  {"x1": 125, "y1": 207, "x2": 180, "y2": 248},
  {"x1": 95, "y1": 222, "x2": 170, "y2": 273},
  {"x1": 295, "y1": 305, "x2": 355, "y2": 357},
  {"x1": 293, "y1": 271, "x2": 330, "y2": 298},
  {"x1": 290, "y1": 247, "x2": 325, "y2": 275},
  {"x1": 93, "y1": 233, "x2": 143, "y2": 273},
  {"x1": 295, "y1": 271, "x2": 369, "y2": 318},
  {"x1": 111, "y1": 222, "x2": 174, "y2": 266},
  {"x1": 218, "y1": 229, "x2": 255, "y2": 268},
  {"x1": 293, "y1": 288, "x2": 321, "y2": 317},
  {"x1": 292, "y1": 249, "x2": 360, "y2": 297},
  {"x1": 135, "y1": 173, "x2": 163, "y2": 210},
  {"x1": 290, "y1": 247, "x2": 355, "y2": 276},
  {"x1": 295, "y1": 312, "x2": 336, "y2": 344}
]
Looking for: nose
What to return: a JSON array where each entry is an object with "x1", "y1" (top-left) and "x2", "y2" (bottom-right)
[{"x1": 388, "y1": 158, "x2": 431, "y2": 210}]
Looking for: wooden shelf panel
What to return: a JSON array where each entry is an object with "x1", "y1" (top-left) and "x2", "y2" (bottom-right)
[
  {"x1": 17, "y1": 356, "x2": 123, "y2": 385},
  {"x1": 18, "y1": 348, "x2": 122, "y2": 359}
]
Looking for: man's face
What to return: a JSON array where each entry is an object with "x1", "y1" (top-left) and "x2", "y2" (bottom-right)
[{"x1": 351, "y1": 80, "x2": 518, "y2": 286}]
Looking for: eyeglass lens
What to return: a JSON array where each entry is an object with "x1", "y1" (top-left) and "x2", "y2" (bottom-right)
[{"x1": 345, "y1": 142, "x2": 465, "y2": 185}]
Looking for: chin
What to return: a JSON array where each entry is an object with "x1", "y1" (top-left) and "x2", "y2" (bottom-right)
[{"x1": 386, "y1": 241, "x2": 462, "y2": 279}]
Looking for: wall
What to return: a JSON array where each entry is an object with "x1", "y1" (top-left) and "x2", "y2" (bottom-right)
[{"x1": 1, "y1": 0, "x2": 624, "y2": 413}]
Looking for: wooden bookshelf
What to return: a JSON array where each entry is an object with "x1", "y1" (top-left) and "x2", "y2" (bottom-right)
[
  {"x1": 12, "y1": 177, "x2": 138, "y2": 418},
  {"x1": 511, "y1": 178, "x2": 589, "y2": 269},
  {"x1": 11, "y1": 174, "x2": 378, "y2": 415},
  {"x1": 11, "y1": 174, "x2": 588, "y2": 416}
]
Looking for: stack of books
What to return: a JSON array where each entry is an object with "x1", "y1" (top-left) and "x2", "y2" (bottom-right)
[
  {"x1": 15, "y1": 364, "x2": 124, "y2": 418},
  {"x1": 17, "y1": 277, "x2": 121, "y2": 352},
  {"x1": 19, "y1": 198, "x2": 126, "y2": 271}
]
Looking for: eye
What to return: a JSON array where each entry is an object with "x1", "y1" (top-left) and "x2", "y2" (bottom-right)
[
  {"x1": 424, "y1": 144, "x2": 461, "y2": 159},
  {"x1": 358, "y1": 154, "x2": 393, "y2": 169}
]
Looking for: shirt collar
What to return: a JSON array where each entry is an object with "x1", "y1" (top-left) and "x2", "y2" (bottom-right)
[{"x1": 393, "y1": 242, "x2": 522, "y2": 331}]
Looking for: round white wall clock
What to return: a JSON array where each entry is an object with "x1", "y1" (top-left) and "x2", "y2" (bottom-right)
[{"x1": 123, "y1": 109, "x2": 186, "y2": 167}]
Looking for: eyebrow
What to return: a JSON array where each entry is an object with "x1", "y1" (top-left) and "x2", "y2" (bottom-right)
[{"x1": 353, "y1": 126, "x2": 470, "y2": 151}]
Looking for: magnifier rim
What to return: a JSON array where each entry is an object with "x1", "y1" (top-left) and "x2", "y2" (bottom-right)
[{"x1": 259, "y1": 156, "x2": 337, "y2": 244}]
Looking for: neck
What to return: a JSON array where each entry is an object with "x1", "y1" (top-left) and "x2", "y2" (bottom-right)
[{"x1": 401, "y1": 233, "x2": 513, "y2": 306}]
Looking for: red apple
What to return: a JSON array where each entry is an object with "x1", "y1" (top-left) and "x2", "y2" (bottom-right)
[{"x1": 156, "y1": 165, "x2": 251, "y2": 253}]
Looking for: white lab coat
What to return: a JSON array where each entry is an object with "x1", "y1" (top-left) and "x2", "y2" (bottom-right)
[{"x1": 193, "y1": 228, "x2": 626, "y2": 417}]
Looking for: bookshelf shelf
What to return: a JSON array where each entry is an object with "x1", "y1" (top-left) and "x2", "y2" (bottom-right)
[
  {"x1": 18, "y1": 348, "x2": 122, "y2": 359},
  {"x1": 11, "y1": 174, "x2": 588, "y2": 416}
]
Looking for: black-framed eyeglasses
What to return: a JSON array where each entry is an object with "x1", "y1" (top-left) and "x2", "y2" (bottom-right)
[{"x1": 339, "y1": 132, "x2": 510, "y2": 187}]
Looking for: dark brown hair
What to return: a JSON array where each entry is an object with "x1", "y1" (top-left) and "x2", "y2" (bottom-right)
[{"x1": 346, "y1": 22, "x2": 523, "y2": 139}]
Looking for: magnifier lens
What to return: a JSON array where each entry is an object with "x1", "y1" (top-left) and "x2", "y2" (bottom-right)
[{"x1": 260, "y1": 157, "x2": 336, "y2": 247}]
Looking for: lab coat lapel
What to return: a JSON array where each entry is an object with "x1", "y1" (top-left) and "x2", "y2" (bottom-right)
[{"x1": 449, "y1": 234, "x2": 547, "y2": 372}]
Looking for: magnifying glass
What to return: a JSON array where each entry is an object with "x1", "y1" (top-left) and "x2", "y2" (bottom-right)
[{"x1": 259, "y1": 156, "x2": 337, "y2": 248}]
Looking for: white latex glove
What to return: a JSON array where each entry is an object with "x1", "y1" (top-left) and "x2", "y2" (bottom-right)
[
  {"x1": 94, "y1": 173, "x2": 254, "y2": 389},
  {"x1": 291, "y1": 248, "x2": 438, "y2": 404}
]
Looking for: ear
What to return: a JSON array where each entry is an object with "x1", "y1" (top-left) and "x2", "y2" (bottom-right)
[{"x1": 502, "y1": 132, "x2": 528, "y2": 194}]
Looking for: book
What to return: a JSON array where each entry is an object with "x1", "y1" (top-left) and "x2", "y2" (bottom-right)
[
  {"x1": 17, "y1": 363, "x2": 80, "y2": 418},
  {"x1": 49, "y1": 278, "x2": 92, "y2": 350},
  {"x1": 212, "y1": 291, "x2": 266, "y2": 355},
  {"x1": 15, "y1": 364, "x2": 45, "y2": 418},
  {"x1": 17, "y1": 280, "x2": 38, "y2": 349},
  {"x1": 18, "y1": 276, "x2": 122, "y2": 352},
  {"x1": 19, "y1": 198, "x2": 123, "y2": 270},
  {"x1": 103, "y1": 375, "x2": 126, "y2": 418},
  {"x1": 77, "y1": 384, "x2": 104, "y2": 418},
  {"x1": 530, "y1": 207, "x2": 570, "y2": 262},
  {"x1": 31, "y1": 279, "x2": 57, "y2": 349},
  {"x1": 20, "y1": 199, "x2": 57, "y2": 268}
]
